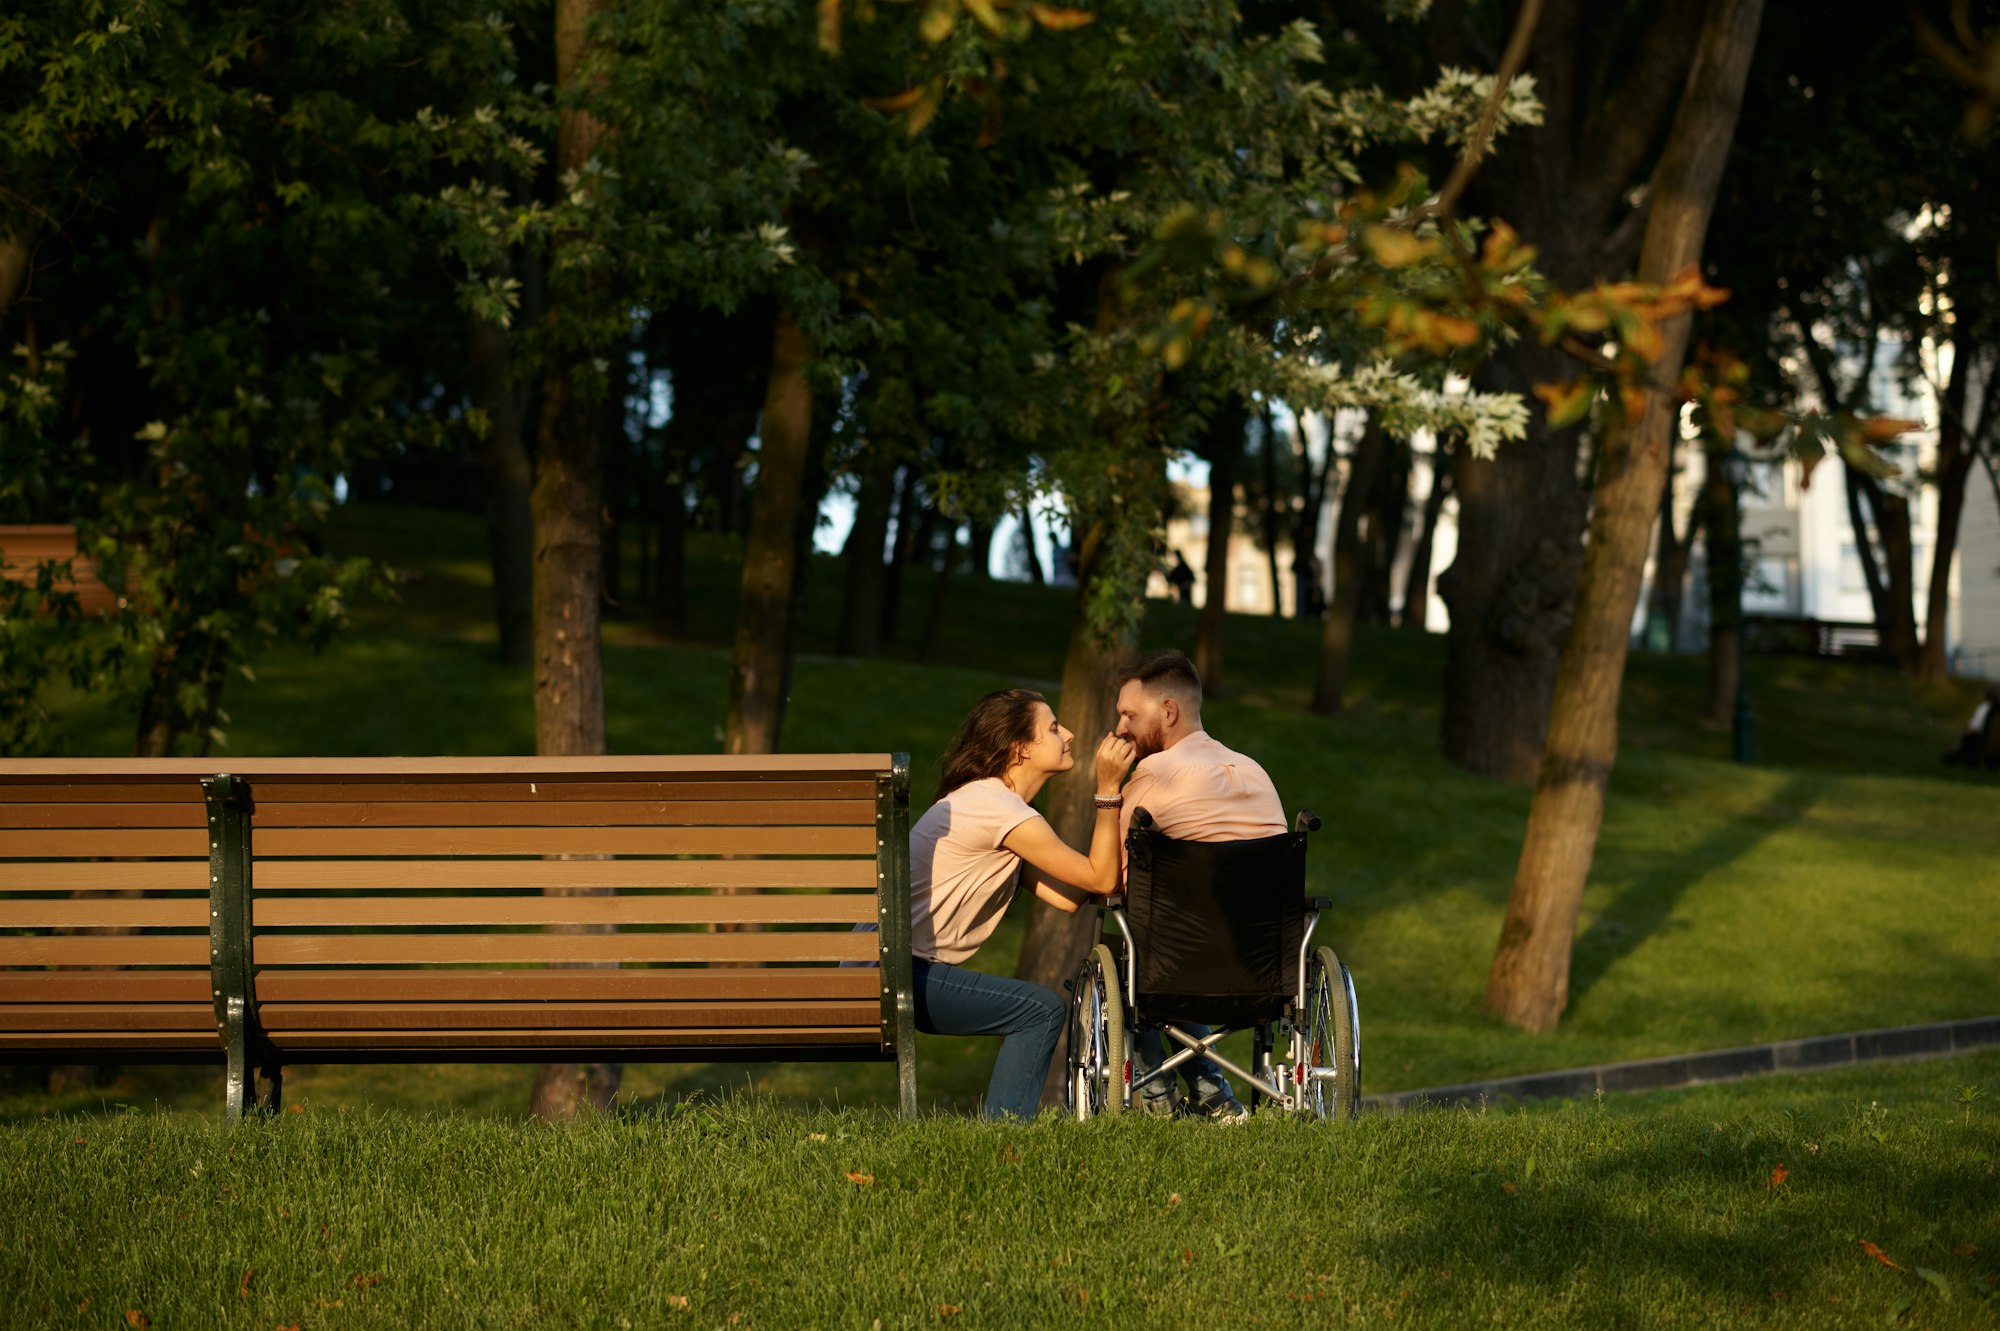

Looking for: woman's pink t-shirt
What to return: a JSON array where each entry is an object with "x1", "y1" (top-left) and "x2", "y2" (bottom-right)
[{"x1": 910, "y1": 777, "x2": 1040, "y2": 964}]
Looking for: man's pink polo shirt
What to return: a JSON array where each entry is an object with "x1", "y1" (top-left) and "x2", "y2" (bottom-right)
[{"x1": 1119, "y1": 730, "x2": 1285, "y2": 858}]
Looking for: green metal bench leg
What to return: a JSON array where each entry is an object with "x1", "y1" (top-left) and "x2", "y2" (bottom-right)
[
  {"x1": 221, "y1": 996, "x2": 251, "y2": 1125},
  {"x1": 878, "y1": 756, "x2": 918, "y2": 1119},
  {"x1": 206, "y1": 773, "x2": 265, "y2": 1124}
]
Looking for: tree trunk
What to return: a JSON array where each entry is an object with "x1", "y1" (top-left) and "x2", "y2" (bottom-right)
[
  {"x1": 777, "y1": 413, "x2": 832, "y2": 728},
  {"x1": 1437, "y1": 344, "x2": 1591, "y2": 785},
  {"x1": 919, "y1": 527, "x2": 959, "y2": 662},
  {"x1": 1855, "y1": 473, "x2": 1920, "y2": 669},
  {"x1": 1016, "y1": 499, "x2": 1046, "y2": 585},
  {"x1": 1703, "y1": 449, "x2": 1741, "y2": 724},
  {"x1": 601, "y1": 378, "x2": 628, "y2": 615},
  {"x1": 656, "y1": 452, "x2": 689, "y2": 636},
  {"x1": 879, "y1": 465, "x2": 920, "y2": 644},
  {"x1": 1484, "y1": 0, "x2": 1765, "y2": 1033},
  {"x1": 1312, "y1": 417, "x2": 1392, "y2": 714},
  {"x1": 1643, "y1": 431, "x2": 1690, "y2": 652},
  {"x1": 1432, "y1": 0, "x2": 1708, "y2": 784},
  {"x1": 1259, "y1": 410, "x2": 1284, "y2": 615},
  {"x1": 1917, "y1": 313, "x2": 1979, "y2": 684},
  {"x1": 1193, "y1": 397, "x2": 1245, "y2": 693},
  {"x1": 724, "y1": 307, "x2": 813, "y2": 755},
  {"x1": 530, "y1": 0, "x2": 618, "y2": 1121},
  {"x1": 468, "y1": 305, "x2": 534, "y2": 666},
  {"x1": 839, "y1": 458, "x2": 895, "y2": 657},
  {"x1": 1843, "y1": 463, "x2": 1890, "y2": 631},
  {"x1": 1357, "y1": 435, "x2": 1409, "y2": 625},
  {"x1": 1401, "y1": 440, "x2": 1453, "y2": 631},
  {"x1": 966, "y1": 519, "x2": 994, "y2": 582},
  {"x1": 1013, "y1": 505, "x2": 1149, "y2": 1107},
  {"x1": 0, "y1": 223, "x2": 33, "y2": 321},
  {"x1": 1289, "y1": 410, "x2": 1334, "y2": 620}
]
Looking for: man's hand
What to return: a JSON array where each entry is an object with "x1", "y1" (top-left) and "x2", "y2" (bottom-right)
[{"x1": 1094, "y1": 733, "x2": 1135, "y2": 795}]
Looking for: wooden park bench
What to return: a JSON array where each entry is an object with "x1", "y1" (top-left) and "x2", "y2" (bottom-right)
[
  {"x1": 0, "y1": 755, "x2": 916, "y2": 1120},
  {"x1": 0, "y1": 525, "x2": 120, "y2": 616}
]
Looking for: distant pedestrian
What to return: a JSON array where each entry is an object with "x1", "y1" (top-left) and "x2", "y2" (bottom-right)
[
  {"x1": 1165, "y1": 551, "x2": 1196, "y2": 605},
  {"x1": 1942, "y1": 689, "x2": 1998, "y2": 770}
]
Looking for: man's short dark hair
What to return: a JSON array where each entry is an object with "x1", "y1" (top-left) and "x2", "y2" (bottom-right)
[{"x1": 1118, "y1": 650, "x2": 1203, "y2": 710}]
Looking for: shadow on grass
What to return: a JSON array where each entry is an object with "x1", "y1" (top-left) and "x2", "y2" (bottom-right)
[
  {"x1": 1375, "y1": 1125, "x2": 2000, "y2": 1319},
  {"x1": 1567, "y1": 772, "x2": 1825, "y2": 1007}
]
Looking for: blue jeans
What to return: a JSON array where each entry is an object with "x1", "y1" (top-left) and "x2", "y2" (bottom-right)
[
  {"x1": 1131, "y1": 1021, "x2": 1234, "y2": 1107},
  {"x1": 912, "y1": 958, "x2": 1064, "y2": 1122}
]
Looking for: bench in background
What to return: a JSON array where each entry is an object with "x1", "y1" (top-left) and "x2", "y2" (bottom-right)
[{"x1": 0, "y1": 755, "x2": 915, "y2": 1119}]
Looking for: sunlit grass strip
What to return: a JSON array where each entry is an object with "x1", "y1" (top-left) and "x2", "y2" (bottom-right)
[{"x1": 5, "y1": 1051, "x2": 1995, "y2": 1329}]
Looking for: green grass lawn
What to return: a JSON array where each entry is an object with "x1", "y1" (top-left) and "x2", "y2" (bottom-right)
[
  {"x1": 19, "y1": 502, "x2": 2000, "y2": 1119},
  {"x1": 5, "y1": 1050, "x2": 1996, "y2": 1330}
]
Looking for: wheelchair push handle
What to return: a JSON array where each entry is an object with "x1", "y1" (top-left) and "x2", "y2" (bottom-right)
[{"x1": 1294, "y1": 809, "x2": 1322, "y2": 834}]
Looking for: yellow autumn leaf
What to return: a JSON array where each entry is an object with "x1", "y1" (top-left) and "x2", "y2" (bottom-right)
[
  {"x1": 1029, "y1": 3, "x2": 1096, "y2": 29},
  {"x1": 920, "y1": 0, "x2": 958, "y2": 44},
  {"x1": 1363, "y1": 225, "x2": 1426, "y2": 269}
]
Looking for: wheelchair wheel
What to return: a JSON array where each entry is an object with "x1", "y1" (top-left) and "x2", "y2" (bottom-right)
[
  {"x1": 1301, "y1": 945, "x2": 1359, "y2": 1120},
  {"x1": 1068, "y1": 942, "x2": 1124, "y2": 1120}
]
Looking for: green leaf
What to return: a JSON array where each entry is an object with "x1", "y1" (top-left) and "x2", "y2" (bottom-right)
[{"x1": 1915, "y1": 1268, "x2": 1950, "y2": 1301}]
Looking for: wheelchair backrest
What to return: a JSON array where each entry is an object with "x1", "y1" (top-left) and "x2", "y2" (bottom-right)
[{"x1": 1123, "y1": 814, "x2": 1308, "y2": 1022}]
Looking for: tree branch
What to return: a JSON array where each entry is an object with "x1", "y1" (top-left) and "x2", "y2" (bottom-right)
[{"x1": 1432, "y1": 0, "x2": 1545, "y2": 221}]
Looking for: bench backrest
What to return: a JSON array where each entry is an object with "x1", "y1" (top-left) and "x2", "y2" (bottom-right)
[{"x1": 0, "y1": 756, "x2": 914, "y2": 1069}]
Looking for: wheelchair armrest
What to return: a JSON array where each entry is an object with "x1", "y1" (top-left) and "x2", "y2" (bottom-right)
[
  {"x1": 1131, "y1": 807, "x2": 1156, "y2": 832},
  {"x1": 1294, "y1": 809, "x2": 1322, "y2": 834},
  {"x1": 1304, "y1": 896, "x2": 1332, "y2": 913}
]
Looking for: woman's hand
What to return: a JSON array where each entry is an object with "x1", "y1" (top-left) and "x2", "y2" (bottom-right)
[{"x1": 1094, "y1": 732, "x2": 1135, "y2": 795}]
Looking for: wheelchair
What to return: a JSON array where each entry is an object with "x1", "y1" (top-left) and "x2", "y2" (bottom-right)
[{"x1": 1066, "y1": 808, "x2": 1360, "y2": 1120}]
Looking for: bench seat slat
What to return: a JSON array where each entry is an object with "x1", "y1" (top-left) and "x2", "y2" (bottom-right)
[
  {"x1": 258, "y1": 1001, "x2": 879, "y2": 1031},
  {"x1": 254, "y1": 969, "x2": 877, "y2": 1003},
  {"x1": 0, "y1": 862, "x2": 208, "y2": 892},
  {"x1": 0, "y1": 937, "x2": 208, "y2": 965},
  {"x1": 0, "y1": 1005, "x2": 217, "y2": 1032},
  {"x1": 254, "y1": 895, "x2": 875, "y2": 927},
  {"x1": 0, "y1": 899, "x2": 206, "y2": 928},
  {"x1": 0, "y1": 972, "x2": 211, "y2": 1002},
  {"x1": 0, "y1": 799, "x2": 878, "y2": 830},
  {"x1": 268, "y1": 1026, "x2": 878, "y2": 1050},
  {"x1": 0, "y1": 1031, "x2": 222, "y2": 1050},
  {"x1": 255, "y1": 860, "x2": 881, "y2": 891},
  {"x1": 254, "y1": 933, "x2": 878, "y2": 965}
]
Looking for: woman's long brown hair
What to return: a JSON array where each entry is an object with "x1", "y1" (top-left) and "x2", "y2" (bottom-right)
[{"x1": 933, "y1": 688, "x2": 1048, "y2": 802}]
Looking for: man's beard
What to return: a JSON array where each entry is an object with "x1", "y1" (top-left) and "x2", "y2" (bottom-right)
[{"x1": 1131, "y1": 723, "x2": 1167, "y2": 760}]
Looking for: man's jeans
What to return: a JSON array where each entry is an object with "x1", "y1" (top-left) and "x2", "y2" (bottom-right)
[
  {"x1": 912, "y1": 958, "x2": 1065, "y2": 1122},
  {"x1": 1130, "y1": 1020, "x2": 1234, "y2": 1109}
]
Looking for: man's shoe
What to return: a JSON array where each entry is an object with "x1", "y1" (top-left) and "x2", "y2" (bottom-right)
[{"x1": 1188, "y1": 1090, "x2": 1249, "y2": 1124}]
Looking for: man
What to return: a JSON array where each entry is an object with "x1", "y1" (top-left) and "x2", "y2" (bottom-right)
[
  {"x1": 1112, "y1": 649, "x2": 1287, "y2": 1121},
  {"x1": 1942, "y1": 689, "x2": 1998, "y2": 769}
]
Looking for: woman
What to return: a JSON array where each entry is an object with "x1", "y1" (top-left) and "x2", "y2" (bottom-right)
[{"x1": 911, "y1": 687, "x2": 1133, "y2": 1120}]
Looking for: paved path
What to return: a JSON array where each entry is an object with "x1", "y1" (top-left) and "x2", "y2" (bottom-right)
[{"x1": 1362, "y1": 1014, "x2": 2000, "y2": 1113}]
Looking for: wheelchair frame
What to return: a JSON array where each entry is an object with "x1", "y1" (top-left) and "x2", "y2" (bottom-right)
[{"x1": 1067, "y1": 809, "x2": 1361, "y2": 1121}]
